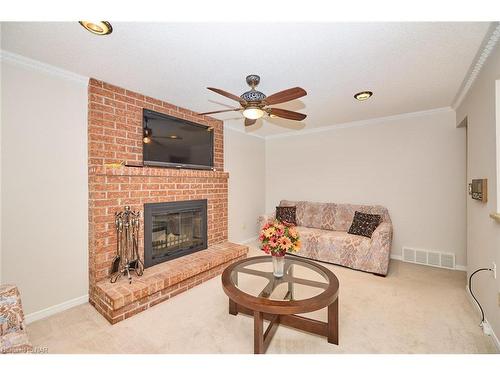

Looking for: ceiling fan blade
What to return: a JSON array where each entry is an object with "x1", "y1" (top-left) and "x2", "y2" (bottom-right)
[
  {"x1": 197, "y1": 108, "x2": 241, "y2": 115},
  {"x1": 265, "y1": 87, "x2": 307, "y2": 105},
  {"x1": 268, "y1": 108, "x2": 307, "y2": 121},
  {"x1": 245, "y1": 118, "x2": 257, "y2": 126},
  {"x1": 207, "y1": 87, "x2": 243, "y2": 103}
]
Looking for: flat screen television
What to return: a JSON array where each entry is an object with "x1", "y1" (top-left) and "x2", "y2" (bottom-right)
[{"x1": 142, "y1": 109, "x2": 214, "y2": 170}]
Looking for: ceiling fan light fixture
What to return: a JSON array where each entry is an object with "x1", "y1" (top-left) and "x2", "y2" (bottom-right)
[
  {"x1": 354, "y1": 91, "x2": 373, "y2": 101},
  {"x1": 201, "y1": 75, "x2": 308, "y2": 125},
  {"x1": 243, "y1": 107, "x2": 264, "y2": 120},
  {"x1": 79, "y1": 21, "x2": 113, "y2": 35}
]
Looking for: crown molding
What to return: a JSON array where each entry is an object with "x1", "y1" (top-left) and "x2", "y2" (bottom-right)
[
  {"x1": 452, "y1": 22, "x2": 500, "y2": 109},
  {"x1": 0, "y1": 49, "x2": 88, "y2": 85},
  {"x1": 264, "y1": 106, "x2": 454, "y2": 140}
]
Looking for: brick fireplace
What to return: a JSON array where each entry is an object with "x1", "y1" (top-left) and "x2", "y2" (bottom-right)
[
  {"x1": 87, "y1": 79, "x2": 248, "y2": 323},
  {"x1": 144, "y1": 199, "x2": 208, "y2": 267}
]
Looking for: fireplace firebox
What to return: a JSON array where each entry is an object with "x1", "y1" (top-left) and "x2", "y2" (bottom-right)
[{"x1": 144, "y1": 200, "x2": 208, "y2": 268}]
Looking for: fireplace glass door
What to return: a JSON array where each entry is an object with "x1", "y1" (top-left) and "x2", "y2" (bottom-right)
[{"x1": 144, "y1": 200, "x2": 207, "y2": 267}]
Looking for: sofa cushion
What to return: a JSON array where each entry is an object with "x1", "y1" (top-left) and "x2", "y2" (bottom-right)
[
  {"x1": 280, "y1": 200, "x2": 306, "y2": 226},
  {"x1": 301, "y1": 202, "x2": 327, "y2": 228},
  {"x1": 280, "y1": 200, "x2": 335, "y2": 229},
  {"x1": 348, "y1": 211, "x2": 381, "y2": 238},
  {"x1": 330, "y1": 204, "x2": 353, "y2": 231},
  {"x1": 332, "y1": 204, "x2": 390, "y2": 231},
  {"x1": 275, "y1": 206, "x2": 297, "y2": 225},
  {"x1": 280, "y1": 200, "x2": 391, "y2": 231},
  {"x1": 320, "y1": 203, "x2": 336, "y2": 230},
  {"x1": 292, "y1": 226, "x2": 372, "y2": 269}
]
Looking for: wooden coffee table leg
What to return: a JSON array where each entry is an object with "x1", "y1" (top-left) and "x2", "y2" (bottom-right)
[
  {"x1": 327, "y1": 297, "x2": 339, "y2": 344},
  {"x1": 229, "y1": 298, "x2": 238, "y2": 315},
  {"x1": 254, "y1": 311, "x2": 264, "y2": 354}
]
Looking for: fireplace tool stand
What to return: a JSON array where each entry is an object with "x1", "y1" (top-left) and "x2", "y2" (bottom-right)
[{"x1": 110, "y1": 206, "x2": 144, "y2": 284}]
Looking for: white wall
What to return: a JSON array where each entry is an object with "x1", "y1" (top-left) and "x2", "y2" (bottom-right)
[
  {"x1": 265, "y1": 109, "x2": 467, "y2": 265},
  {"x1": 224, "y1": 128, "x2": 266, "y2": 243},
  {"x1": 456, "y1": 38, "x2": 500, "y2": 342},
  {"x1": 1, "y1": 53, "x2": 88, "y2": 315}
]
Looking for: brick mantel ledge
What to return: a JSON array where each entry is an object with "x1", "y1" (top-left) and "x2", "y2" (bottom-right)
[{"x1": 89, "y1": 165, "x2": 229, "y2": 179}]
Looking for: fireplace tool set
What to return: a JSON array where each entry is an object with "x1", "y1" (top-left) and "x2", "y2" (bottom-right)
[{"x1": 110, "y1": 206, "x2": 144, "y2": 284}]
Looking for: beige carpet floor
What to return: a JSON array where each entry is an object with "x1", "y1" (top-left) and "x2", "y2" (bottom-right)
[{"x1": 27, "y1": 244, "x2": 498, "y2": 354}]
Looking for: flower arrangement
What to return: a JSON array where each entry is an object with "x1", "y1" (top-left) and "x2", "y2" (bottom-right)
[{"x1": 259, "y1": 220, "x2": 301, "y2": 257}]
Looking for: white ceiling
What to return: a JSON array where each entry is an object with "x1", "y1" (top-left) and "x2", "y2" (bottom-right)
[{"x1": 1, "y1": 22, "x2": 491, "y2": 136}]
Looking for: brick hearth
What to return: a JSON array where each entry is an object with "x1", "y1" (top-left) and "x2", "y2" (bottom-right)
[
  {"x1": 87, "y1": 79, "x2": 248, "y2": 322},
  {"x1": 92, "y1": 242, "x2": 248, "y2": 324}
]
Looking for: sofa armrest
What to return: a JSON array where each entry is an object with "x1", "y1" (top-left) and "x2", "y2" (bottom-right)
[
  {"x1": 368, "y1": 222, "x2": 393, "y2": 275},
  {"x1": 257, "y1": 212, "x2": 275, "y2": 230},
  {"x1": 372, "y1": 222, "x2": 392, "y2": 239},
  {"x1": 0, "y1": 285, "x2": 26, "y2": 336}
]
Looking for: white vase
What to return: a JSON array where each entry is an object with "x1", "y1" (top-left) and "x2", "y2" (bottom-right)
[{"x1": 272, "y1": 255, "x2": 285, "y2": 278}]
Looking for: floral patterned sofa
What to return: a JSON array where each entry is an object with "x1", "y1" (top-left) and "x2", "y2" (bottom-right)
[
  {"x1": 258, "y1": 200, "x2": 393, "y2": 276},
  {"x1": 0, "y1": 285, "x2": 32, "y2": 354}
]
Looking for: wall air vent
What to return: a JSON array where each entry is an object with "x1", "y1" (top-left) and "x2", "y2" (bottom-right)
[
  {"x1": 427, "y1": 251, "x2": 441, "y2": 267},
  {"x1": 415, "y1": 249, "x2": 427, "y2": 264},
  {"x1": 402, "y1": 247, "x2": 456, "y2": 270},
  {"x1": 402, "y1": 247, "x2": 415, "y2": 263}
]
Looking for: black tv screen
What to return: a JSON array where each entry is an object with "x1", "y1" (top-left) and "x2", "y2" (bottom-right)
[{"x1": 143, "y1": 109, "x2": 214, "y2": 170}]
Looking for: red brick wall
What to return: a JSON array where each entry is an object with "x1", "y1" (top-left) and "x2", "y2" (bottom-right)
[
  {"x1": 88, "y1": 79, "x2": 228, "y2": 286},
  {"x1": 88, "y1": 78, "x2": 224, "y2": 169}
]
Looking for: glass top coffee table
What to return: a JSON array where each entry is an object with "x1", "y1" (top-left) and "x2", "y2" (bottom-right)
[{"x1": 221, "y1": 255, "x2": 339, "y2": 354}]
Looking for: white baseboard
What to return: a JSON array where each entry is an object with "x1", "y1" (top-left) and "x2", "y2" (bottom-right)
[
  {"x1": 390, "y1": 253, "x2": 466, "y2": 271},
  {"x1": 25, "y1": 294, "x2": 89, "y2": 324},
  {"x1": 238, "y1": 236, "x2": 258, "y2": 245},
  {"x1": 390, "y1": 254, "x2": 402, "y2": 261},
  {"x1": 465, "y1": 285, "x2": 500, "y2": 352}
]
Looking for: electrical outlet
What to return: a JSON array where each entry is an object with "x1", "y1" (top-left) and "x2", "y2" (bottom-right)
[{"x1": 492, "y1": 262, "x2": 497, "y2": 279}]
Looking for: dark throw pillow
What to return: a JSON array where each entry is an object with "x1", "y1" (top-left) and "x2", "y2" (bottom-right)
[
  {"x1": 347, "y1": 211, "x2": 381, "y2": 238},
  {"x1": 276, "y1": 206, "x2": 297, "y2": 225}
]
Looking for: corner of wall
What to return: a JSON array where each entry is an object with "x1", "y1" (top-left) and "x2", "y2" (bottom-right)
[
  {"x1": 496, "y1": 80, "x2": 500, "y2": 213},
  {"x1": 224, "y1": 126, "x2": 267, "y2": 243}
]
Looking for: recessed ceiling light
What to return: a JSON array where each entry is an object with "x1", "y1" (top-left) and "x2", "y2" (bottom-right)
[
  {"x1": 354, "y1": 91, "x2": 373, "y2": 101},
  {"x1": 79, "y1": 21, "x2": 113, "y2": 35}
]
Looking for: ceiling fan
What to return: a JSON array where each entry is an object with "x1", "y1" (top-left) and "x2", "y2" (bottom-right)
[{"x1": 198, "y1": 75, "x2": 307, "y2": 126}]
